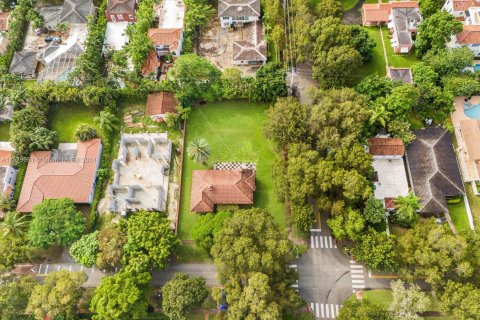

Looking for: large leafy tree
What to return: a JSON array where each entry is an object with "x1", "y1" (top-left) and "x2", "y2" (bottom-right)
[
  {"x1": 352, "y1": 228, "x2": 397, "y2": 271},
  {"x1": 28, "y1": 198, "x2": 86, "y2": 249},
  {"x1": 389, "y1": 280, "x2": 430, "y2": 319},
  {"x1": 309, "y1": 88, "x2": 370, "y2": 152},
  {"x1": 423, "y1": 47, "x2": 473, "y2": 77},
  {"x1": 162, "y1": 273, "x2": 208, "y2": 320},
  {"x1": 167, "y1": 54, "x2": 223, "y2": 105},
  {"x1": 355, "y1": 74, "x2": 393, "y2": 101},
  {"x1": 90, "y1": 270, "x2": 151, "y2": 320},
  {"x1": 338, "y1": 299, "x2": 392, "y2": 320},
  {"x1": 211, "y1": 208, "x2": 300, "y2": 317},
  {"x1": 250, "y1": 62, "x2": 287, "y2": 102},
  {"x1": 397, "y1": 219, "x2": 479, "y2": 286},
  {"x1": 363, "y1": 196, "x2": 386, "y2": 225},
  {"x1": 228, "y1": 272, "x2": 282, "y2": 319},
  {"x1": 183, "y1": 0, "x2": 215, "y2": 53},
  {"x1": 191, "y1": 211, "x2": 231, "y2": 254},
  {"x1": 69, "y1": 231, "x2": 99, "y2": 267},
  {"x1": 350, "y1": 26, "x2": 376, "y2": 63},
  {"x1": 122, "y1": 211, "x2": 177, "y2": 272},
  {"x1": 263, "y1": 97, "x2": 311, "y2": 149},
  {"x1": 415, "y1": 11, "x2": 463, "y2": 57},
  {"x1": 96, "y1": 226, "x2": 126, "y2": 271},
  {"x1": 385, "y1": 84, "x2": 419, "y2": 119},
  {"x1": 26, "y1": 271, "x2": 87, "y2": 320},
  {"x1": 0, "y1": 274, "x2": 36, "y2": 320},
  {"x1": 419, "y1": 0, "x2": 445, "y2": 17},
  {"x1": 440, "y1": 281, "x2": 480, "y2": 319},
  {"x1": 0, "y1": 211, "x2": 29, "y2": 237}
]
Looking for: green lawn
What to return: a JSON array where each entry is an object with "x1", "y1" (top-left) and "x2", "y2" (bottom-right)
[
  {"x1": 381, "y1": 28, "x2": 420, "y2": 68},
  {"x1": 465, "y1": 183, "x2": 480, "y2": 228},
  {"x1": 340, "y1": 0, "x2": 359, "y2": 10},
  {"x1": 0, "y1": 122, "x2": 10, "y2": 141},
  {"x1": 48, "y1": 103, "x2": 100, "y2": 142},
  {"x1": 448, "y1": 199, "x2": 470, "y2": 233},
  {"x1": 177, "y1": 100, "x2": 285, "y2": 240},
  {"x1": 350, "y1": 290, "x2": 453, "y2": 319},
  {"x1": 351, "y1": 27, "x2": 387, "y2": 86}
]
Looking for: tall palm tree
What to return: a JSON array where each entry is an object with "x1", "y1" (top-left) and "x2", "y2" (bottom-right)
[
  {"x1": 394, "y1": 192, "x2": 422, "y2": 223},
  {"x1": 0, "y1": 211, "x2": 29, "y2": 237},
  {"x1": 187, "y1": 138, "x2": 211, "y2": 164},
  {"x1": 369, "y1": 99, "x2": 391, "y2": 128},
  {"x1": 94, "y1": 111, "x2": 119, "y2": 135}
]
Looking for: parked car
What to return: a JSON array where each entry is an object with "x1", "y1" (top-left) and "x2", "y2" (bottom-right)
[{"x1": 44, "y1": 36, "x2": 61, "y2": 43}]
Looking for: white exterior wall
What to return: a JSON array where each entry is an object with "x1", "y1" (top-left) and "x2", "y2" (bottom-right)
[
  {"x1": 88, "y1": 142, "x2": 103, "y2": 203},
  {"x1": 448, "y1": 35, "x2": 480, "y2": 57},
  {"x1": 2, "y1": 166, "x2": 17, "y2": 195},
  {"x1": 174, "y1": 31, "x2": 184, "y2": 57},
  {"x1": 442, "y1": 0, "x2": 467, "y2": 18},
  {"x1": 220, "y1": 16, "x2": 259, "y2": 28}
]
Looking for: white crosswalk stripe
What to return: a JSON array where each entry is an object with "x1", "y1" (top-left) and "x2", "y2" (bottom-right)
[
  {"x1": 310, "y1": 303, "x2": 342, "y2": 319},
  {"x1": 350, "y1": 260, "x2": 366, "y2": 291},
  {"x1": 309, "y1": 235, "x2": 338, "y2": 249}
]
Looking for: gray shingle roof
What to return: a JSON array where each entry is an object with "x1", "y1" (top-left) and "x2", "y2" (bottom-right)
[
  {"x1": 59, "y1": 0, "x2": 95, "y2": 24},
  {"x1": 9, "y1": 51, "x2": 37, "y2": 76},
  {"x1": 233, "y1": 21, "x2": 266, "y2": 62},
  {"x1": 218, "y1": 0, "x2": 260, "y2": 18},
  {"x1": 106, "y1": 0, "x2": 136, "y2": 14},
  {"x1": 405, "y1": 127, "x2": 465, "y2": 215}
]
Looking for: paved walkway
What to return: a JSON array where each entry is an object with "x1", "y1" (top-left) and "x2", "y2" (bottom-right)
[{"x1": 343, "y1": 0, "x2": 365, "y2": 25}]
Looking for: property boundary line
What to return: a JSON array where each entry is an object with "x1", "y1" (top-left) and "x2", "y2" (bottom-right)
[{"x1": 174, "y1": 119, "x2": 187, "y2": 235}]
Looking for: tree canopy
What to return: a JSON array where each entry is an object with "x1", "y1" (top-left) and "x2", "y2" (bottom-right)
[
  {"x1": 0, "y1": 275, "x2": 36, "y2": 320},
  {"x1": 28, "y1": 198, "x2": 86, "y2": 249},
  {"x1": 191, "y1": 211, "x2": 231, "y2": 254},
  {"x1": 26, "y1": 271, "x2": 87, "y2": 320},
  {"x1": 90, "y1": 270, "x2": 151, "y2": 320},
  {"x1": 69, "y1": 231, "x2": 99, "y2": 267},
  {"x1": 122, "y1": 211, "x2": 177, "y2": 272},
  {"x1": 162, "y1": 273, "x2": 208, "y2": 320}
]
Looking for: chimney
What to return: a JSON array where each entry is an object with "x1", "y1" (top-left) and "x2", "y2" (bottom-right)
[
  {"x1": 208, "y1": 185, "x2": 213, "y2": 191},
  {"x1": 237, "y1": 6, "x2": 243, "y2": 12}
]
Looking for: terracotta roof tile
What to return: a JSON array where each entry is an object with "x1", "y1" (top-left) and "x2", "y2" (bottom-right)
[
  {"x1": 106, "y1": 0, "x2": 136, "y2": 14},
  {"x1": 148, "y1": 28, "x2": 182, "y2": 51},
  {"x1": 146, "y1": 92, "x2": 177, "y2": 117},
  {"x1": 368, "y1": 138, "x2": 405, "y2": 156},
  {"x1": 17, "y1": 139, "x2": 102, "y2": 212},
  {"x1": 457, "y1": 25, "x2": 480, "y2": 44},
  {"x1": 362, "y1": 1, "x2": 418, "y2": 23},
  {"x1": 0, "y1": 12, "x2": 9, "y2": 31},
  {"x1": 142, "y1": 50, "x2": 160, "y2": 76},
  {"x1": 452, "y1": 0, "x2": 475, "y2": 11},
  {"x1": 190, "y1": 169, "x2": 256, "y2": 212}
]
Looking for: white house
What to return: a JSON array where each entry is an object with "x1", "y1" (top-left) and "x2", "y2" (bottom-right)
[
  {"x1": 0, "y1": 142, "x2": 17, "y2": 197},
  {"x1": 218, "y1": 0, "x2": 260, "y2": 28},
  {"x1": 444, "y1": 2, "x2": 480, "y2": 56},
  {"x1": 367, "y1": 137, "x2": 409, "y2": 210}
]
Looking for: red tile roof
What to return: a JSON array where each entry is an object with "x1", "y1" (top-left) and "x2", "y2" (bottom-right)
[
  {"x1": 148, "y1": 28, "x2": 182, "y2": 51},
  {"x1": 190, "y1": 169, "x2": 256, "y2": 212},
  {"x1": 362, "y1": 1, "x2": 418, "y2": 23},
  {"x1": 17, "y1": 139, "x2": 102, "y2": 212},
  {"x1": 457, "y1": 25, "x2": 480, "y2": 44},
  {"x1": 142, "y1": 50, "x2": 160, "y2": 76},
  {"x1": 0, "y1": 12, "x2": 9, "y2": 31},
  {"x1": 452, "y1": 0, "x2": 475, "y2": 11},
  {"x1": 146, "y1": 92, "x2": 177, "y2": 118},
  {"x1": 368, "y1": 138, "x2": 405, "y2": 156}
]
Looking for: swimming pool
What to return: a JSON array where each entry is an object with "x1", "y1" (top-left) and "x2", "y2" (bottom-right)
[
  {"x1": 464, "y1": 102, "x2": 480, "y2": 119},
  {"x1": 474, "y1": 64, "x2": 480, "y2": 72}
]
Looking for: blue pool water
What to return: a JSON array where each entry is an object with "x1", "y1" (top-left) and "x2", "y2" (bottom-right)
[
  {"x1": 475, "y1": 64, "x2": 480, "y2": 72},
  {"x1": 464, "y1": 102, "x2": 480, "y2": 119}
]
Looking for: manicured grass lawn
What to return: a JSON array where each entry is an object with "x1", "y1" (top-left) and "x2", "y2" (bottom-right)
[
  {"x1": 465, "y1": 182, "x2": 480, "y2": 228},
  {"x1": 0, "y1": 122, "x2": 10, "y2": 141},
  {"x1": 349, "y1": 290, "x2": 453, "y2": 319},
  {"x1": 351, "y1": 27, "x2": 387, "y2": 86},
  {"x1": 340, "y1": 0, "x2": 359, "y2": 10},
  {"x1": 48, "y1": 103, "x2": 100, "y2": 142},
  {"x1": 448, "y1": 198, "x2": 470, "y2": 233},
  {"x1": 175, "y1": 242, "x2": 212, "y2": 263},
  {"x1": 381, "y1": 28, "x2": 420, "y2": 68},
  {"x1": 177, "y1": 100, "x2": 285, "y2": 240},
  {"x1": 408, "y1": 112, "x2": 424, "y2": 129}
]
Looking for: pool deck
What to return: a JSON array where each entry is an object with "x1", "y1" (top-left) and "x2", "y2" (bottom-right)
[{"x1": 451, "y1": 96, "x2": 480, "y2": 182}]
